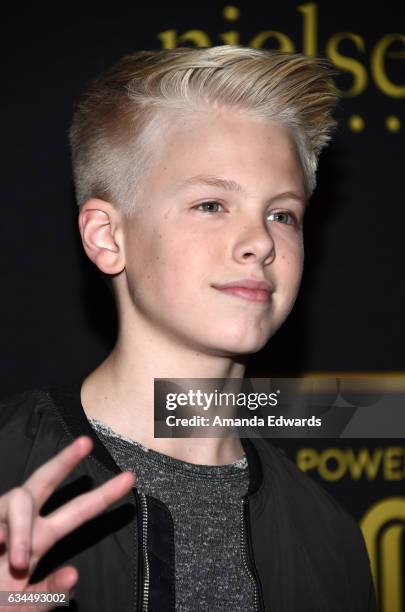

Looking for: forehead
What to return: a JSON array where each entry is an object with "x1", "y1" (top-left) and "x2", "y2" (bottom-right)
[{"x1": 140, "y1": 108, "x2": 306, "y2": 201}]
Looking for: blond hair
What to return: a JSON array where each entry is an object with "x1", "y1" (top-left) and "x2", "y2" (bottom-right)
[{"x1": 69, "y1": 45, "x2": 339, "y2": 217}]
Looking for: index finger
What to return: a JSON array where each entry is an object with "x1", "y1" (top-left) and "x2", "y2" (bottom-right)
[
  {"x1": 42, "y1": 470, "x2": 136, "y2": 549},
  {"x1": 23, "y1": 436, "x2": 94, "y2": 511},
  {"x1": 28, "y1": 471, "x2": 136, "y2": 567}
]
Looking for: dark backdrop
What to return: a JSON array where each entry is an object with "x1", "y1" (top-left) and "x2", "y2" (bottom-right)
[
  {"x1": 1, "y1": 3, "x2": 404, "y2": 610},
  {"x1": 1, "y1": 1, "x2": 404, "y2": 394}
]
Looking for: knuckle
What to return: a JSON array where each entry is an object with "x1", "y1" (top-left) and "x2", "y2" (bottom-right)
[
  {"x1": 29, "y1": 553, "x2": 40, "y2": 575},
  {"x1": 97, "y1": 484, "x2": 113, "y2": 509},
  {"x1": 97, "y1": 485, "x2": 109, "y2": 504},
  {"x1": 75, "y1": 497, "x2": 90, "y2": 522},
  {"x1": 8, "y1": 486, "x2": 33, "y2": 507}
]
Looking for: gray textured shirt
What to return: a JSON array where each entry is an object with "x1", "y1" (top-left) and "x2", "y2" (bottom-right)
[{"x1": 88, "y1": 417, "x2": 255, "y2": 611}]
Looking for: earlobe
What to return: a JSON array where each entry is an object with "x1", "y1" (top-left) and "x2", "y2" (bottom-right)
[{"x1": 78, "y1": 201, "x2": 125, "y2": 275}]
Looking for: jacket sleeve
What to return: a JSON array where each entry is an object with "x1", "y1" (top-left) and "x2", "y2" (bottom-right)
[
  {"x1": 337, "y1": 503, "x2": 378, "y2": 612},
  {"x1": 0, "y1": 389, "x2": 48, "y2": 494},
  {"x1": 368, "y1": 581, "x2": 378, "y2": 612}
]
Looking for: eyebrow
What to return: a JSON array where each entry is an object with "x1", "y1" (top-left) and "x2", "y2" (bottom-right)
[{"x1": 175, "y1": 174, "x2": 307, "y2": 207}]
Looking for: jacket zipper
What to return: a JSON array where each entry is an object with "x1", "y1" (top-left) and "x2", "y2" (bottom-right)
[
  {"x1": 138, "y1": 492, "x2": 259, "y2": 611},
  {"x1": 139, "y1": 492, "x2": 150, "y2": 611},
  {"x1": 240, "y1": 497, "x2": 265, "y2": 612}
]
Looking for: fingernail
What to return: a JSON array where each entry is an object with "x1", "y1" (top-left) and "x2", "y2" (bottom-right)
[{"x1": 14, "y1": 544, "x2": 28, "y2": 566}]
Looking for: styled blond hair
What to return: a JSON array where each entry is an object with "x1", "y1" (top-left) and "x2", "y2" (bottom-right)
[{"x1": 69, "y1": 45, "x2": 338, "y2": 217}]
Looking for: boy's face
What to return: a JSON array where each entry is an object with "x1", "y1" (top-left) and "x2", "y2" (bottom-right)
[{"x1": 121, "y1": 107, "x2": 306, "y2": 356}]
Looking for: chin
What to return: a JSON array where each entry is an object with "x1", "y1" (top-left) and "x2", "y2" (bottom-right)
[{"x1": 209, "y1": 333, "x2": 271, "y2": 357}]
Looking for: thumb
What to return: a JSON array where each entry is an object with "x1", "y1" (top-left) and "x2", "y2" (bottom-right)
[{"x1": 28, "y1": 565, "x2": 78, "y2": 610}]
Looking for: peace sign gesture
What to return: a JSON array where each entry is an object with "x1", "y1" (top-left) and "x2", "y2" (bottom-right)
[{"x1": 0, "y1": 436, "x2": 135, "y2": 611}]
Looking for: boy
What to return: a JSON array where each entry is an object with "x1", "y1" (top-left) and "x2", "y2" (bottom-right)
[{"x1": 0, "y1": 46, "x2": 376, "y2": 611}]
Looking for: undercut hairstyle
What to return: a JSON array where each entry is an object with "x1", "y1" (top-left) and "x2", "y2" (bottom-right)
[{"x1": 69, "y1": 45, "x2": 339, "y2": 218}]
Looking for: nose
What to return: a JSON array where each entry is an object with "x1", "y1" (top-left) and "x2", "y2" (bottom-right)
[{"x1": 232, "y1": 216, "x2": 275, "y2": 266}]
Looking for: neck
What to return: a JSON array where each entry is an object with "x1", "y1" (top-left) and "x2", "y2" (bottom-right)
[{"x1": 81, "y1": 316, "x2": 247, "y2": 465}]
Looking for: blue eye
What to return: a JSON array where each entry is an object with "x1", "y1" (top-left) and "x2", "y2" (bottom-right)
[
  {"x1": 195, "y1": 201, "x2": 225, "y2": 213},
  {"x1": 267, "y1": 211, "x2": 295, "y2": 225}
]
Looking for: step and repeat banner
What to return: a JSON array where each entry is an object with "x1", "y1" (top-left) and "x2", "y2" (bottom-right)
[{"x1": 1, "y1": 2, "x2": 404, "y2": 611}]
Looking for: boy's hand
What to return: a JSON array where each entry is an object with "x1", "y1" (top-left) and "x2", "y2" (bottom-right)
[{"x1": 0, "y1": 436, "x2": 136, "y2": 611}]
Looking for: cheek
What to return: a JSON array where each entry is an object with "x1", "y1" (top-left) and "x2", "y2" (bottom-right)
[
  {"x1": 278, "y1": 239, "x2": 304, "y2": 291},
  {"x1": 144, "y1": 234, "x2": 214, "y2": 303}
]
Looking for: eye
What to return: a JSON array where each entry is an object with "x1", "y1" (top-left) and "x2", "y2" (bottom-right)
[
  {"x1": 194, "y1": 201, "x2": 225, "y2": 213},
  {"x1": 266, "y1": 211, "x2": 297, "y2": 226}
]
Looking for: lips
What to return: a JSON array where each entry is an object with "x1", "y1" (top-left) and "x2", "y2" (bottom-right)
[{"x1": 212, "y1": 279, "x2": 274, "y2": 304}]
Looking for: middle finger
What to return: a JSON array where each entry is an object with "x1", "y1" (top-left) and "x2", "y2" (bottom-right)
[
  {"x1": 36, "y1": 471, "x2": 136, "y2": 553},
  {"x1": 23, "y1": 437, "x2": 94, "y2": 511}
]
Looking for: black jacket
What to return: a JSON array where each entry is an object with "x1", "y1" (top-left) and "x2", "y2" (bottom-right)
[{"x1": 0, "y1": 383, "x2": 377, "y2": 612}]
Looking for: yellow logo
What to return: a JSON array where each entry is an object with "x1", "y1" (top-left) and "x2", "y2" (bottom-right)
[
  {"x1": 360, "y1": 498, "x2": 405, "y2": 612},
  {"x1": 156, "y1": 3, "x2": 404, "y2": 131},
  {"x1": 297, "y1": 447, "x2": 405, "y2": 481}
]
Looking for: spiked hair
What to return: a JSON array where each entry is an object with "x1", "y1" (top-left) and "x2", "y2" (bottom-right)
[{"x1": 69, "y1": 45, "x2": 338, "y2": 217}]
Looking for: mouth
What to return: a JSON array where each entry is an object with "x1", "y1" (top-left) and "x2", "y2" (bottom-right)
[{"x1": 212, "y1": 279, "x2": 274, "y2": 304}]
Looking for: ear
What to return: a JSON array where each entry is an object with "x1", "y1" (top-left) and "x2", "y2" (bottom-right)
[{"x1": 78, "y1": 198, "x2": 125, "y2": 275}]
